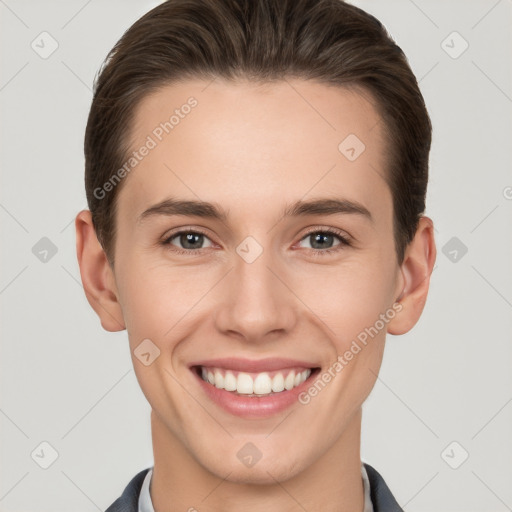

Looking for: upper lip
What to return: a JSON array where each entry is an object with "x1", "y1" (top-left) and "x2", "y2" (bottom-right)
[{"x1": 190, "y1": 357, "x2": 319, "y2": 373}]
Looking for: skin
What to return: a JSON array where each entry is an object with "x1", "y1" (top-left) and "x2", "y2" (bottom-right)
[{"x1": 75, "y1": 78, "x2": 436, "y2": 512}]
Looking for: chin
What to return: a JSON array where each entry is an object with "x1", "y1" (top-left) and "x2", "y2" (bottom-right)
[{"x1": 202, "y1": 451, "x2": 307, "y2": 485}]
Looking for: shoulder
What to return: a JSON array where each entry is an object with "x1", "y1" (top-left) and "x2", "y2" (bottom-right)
[
  {"x1": 363, "y1": 462, "x2": 404, "y2": 512},
  {"x1": 105, "y1": 467, "x2": 152, "y2": 512}
]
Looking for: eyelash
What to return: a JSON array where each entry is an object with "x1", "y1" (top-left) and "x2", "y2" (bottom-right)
[{"x1": 161, "y1": 227, "x2": 352, "y2": 257}]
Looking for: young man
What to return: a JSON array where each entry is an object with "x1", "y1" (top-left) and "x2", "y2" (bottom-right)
[{"x1": 75, "y1": 0, "x2": 436, "y2": 510}]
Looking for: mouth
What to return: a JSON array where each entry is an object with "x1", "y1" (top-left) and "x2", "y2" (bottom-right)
[
  {"x1": 192, "y1": 365, "x2": 319, "y2": 396},
  {"x1": 189, "y1": 358, "x2": 321, "y2": 418}
]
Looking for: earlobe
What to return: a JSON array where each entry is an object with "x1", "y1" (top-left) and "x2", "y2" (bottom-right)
[
  {"x1": 387, "y1": 216, "x2": 437, "y2": 335},
  {"x1": 75, "y1": 209, "x2": 126, "y2": 332}
]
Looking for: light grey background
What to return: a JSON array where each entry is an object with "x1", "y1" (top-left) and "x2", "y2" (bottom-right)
[{"x1": 1, "y1": 0, "x2": 511, "y2": 511}]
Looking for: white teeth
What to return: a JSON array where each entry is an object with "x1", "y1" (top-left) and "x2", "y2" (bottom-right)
[
  {"x1": 224, "y1": 371, "x2": 237, "y2": 391},
  {"x1": 237, "y1": 373, "x2": 254, "y2": 394},
  {"x1": 214, "y1": 370, "x2": 224, "y2": 389},
  {"x1": 199, "y1": 367, "x2": 312, "y2": 395},
  {"x1": 284, "y1": 371, "x2": 296, "y2": 390},
  {"x1": 271, "y1": 373, "x2": 285, "y2": 392},
  {"x1": 253, "y1": 373, "x2": 272, "y2": 395}
]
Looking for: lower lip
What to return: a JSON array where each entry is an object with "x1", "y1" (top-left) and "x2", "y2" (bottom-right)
[{"x1": 191, "y1": 367, "x2": 321, "y2": 419}]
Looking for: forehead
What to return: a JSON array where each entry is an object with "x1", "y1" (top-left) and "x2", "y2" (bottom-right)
[{"x1": 118, "y1": 78, "x2": 391, "y2": 224}]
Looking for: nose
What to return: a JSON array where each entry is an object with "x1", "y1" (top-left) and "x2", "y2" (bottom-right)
[{"x1": 213, "y1": 245, "x2": 298, "y2": 344}]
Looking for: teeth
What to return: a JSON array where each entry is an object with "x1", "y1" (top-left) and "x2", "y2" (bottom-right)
[
  {"x1": 200, "y1": 367, "x2": 312, "y2": 395},
  {"x1": 271, "y1": 373, "x2": 285, "y2": 392},
  {"x1": 253, "y1": 373, "x2": 272, "y2": 394},
  {"x1": 284, "y1": 371, "x2": 295, "y2": 390},
  {"x1": 224, "y1": 371, "x2": 237, "y2": 391},
  {"x1": 237, "y1": 373, "x2": 253, "y2": 394},
  {"x1": 214, "y1": 371, "x2": 224, "y2": 389}
]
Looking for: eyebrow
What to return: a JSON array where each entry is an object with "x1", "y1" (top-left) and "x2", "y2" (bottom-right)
[{"x1": 137, "y1": 196, "x2": 373, "y2": 224}]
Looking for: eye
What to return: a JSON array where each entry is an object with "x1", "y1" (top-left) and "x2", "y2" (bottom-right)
[
  {"x1": 161, "y1": 227, "x2": 352, "y2": 256},
  {"x1": 297, "y1": 228, "x2": 352, "y2": 256},
  {"x1": 161, "y1": 229, "x2": 214, "y2": 254}
]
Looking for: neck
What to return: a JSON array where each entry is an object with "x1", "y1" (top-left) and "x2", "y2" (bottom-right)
[{"x1": 150, "y1": 408, "x2": 364, "y2": 512}]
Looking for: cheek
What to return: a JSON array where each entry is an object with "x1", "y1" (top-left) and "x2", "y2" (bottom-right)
[
  {"x1": 304, "y1": 264, "x2": 393, "y2": 412},
  {"x1": 118, "y1": 258, "x2": 218, "y2": 350},
  {"x1": 292, "y1": 258, "x2": 395, "y2": 340}
]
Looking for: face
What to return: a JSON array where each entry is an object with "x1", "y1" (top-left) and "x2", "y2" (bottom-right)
[{"x1": 109, "y1": 78, "x2": 404, "y2": 483}]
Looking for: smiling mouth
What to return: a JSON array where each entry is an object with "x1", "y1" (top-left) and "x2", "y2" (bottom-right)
[{"x1": 192, "y1": 365, "x2": 321, "y2": 397}]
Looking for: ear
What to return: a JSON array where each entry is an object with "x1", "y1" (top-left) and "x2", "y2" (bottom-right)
[
  {"x1": 387, "y1": 216, "x2": 436, "y2": 335},
  {"x1": 75, "y1": 209, "x2": 125, "y2": 332}
]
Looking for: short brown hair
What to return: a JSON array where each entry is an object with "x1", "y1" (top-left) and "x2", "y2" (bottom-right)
[{"x1": 84, "y1": 0, "x2": 432, "y2": 266}]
